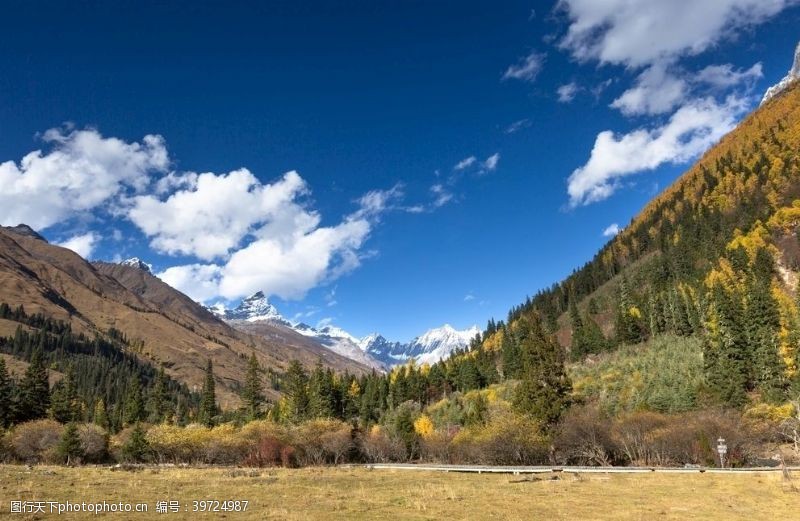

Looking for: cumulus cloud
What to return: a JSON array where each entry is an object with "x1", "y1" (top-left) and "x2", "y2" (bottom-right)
[
  {"x1": 602, "y1": 223, "x2": 620, "y2": 237},
  {"x1": 56, "y1": 232, "x2": 100, "y2": 259},
  {"x1": 128, "y1": 169, "x2": 314, "y2": 261},
  {"x1": 567, "y1": 95, "x2": 748, "y2": 206},
  {"x1": 502, "y1": 51, "x2": 545, "y2": 83},
  {"x1": 157, "y1": 264, "x2": 223, "y2": 303},
  {"x1": 154, "y1": 182, "x2": 398, "y2": 302},
  {"x1": 558, "y1": 0, "x2": 793, "y2": 68},
  {"x1": 557, "y1": 82, "x2": 580, "y2": 103},
  {"x1": 610, "y1": 62, "x2": 688, "y2": 116},
  {"x1": 695, "y1": 62, "x2": 763, "y2": 89},
  {"x1": 0, "y1": 127, "x2": 169, "y2": 230}
]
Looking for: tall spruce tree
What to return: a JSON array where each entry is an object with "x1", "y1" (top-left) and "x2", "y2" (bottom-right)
[
  {"x1": 0, "y1": 358, "x2": 11, "y2": 427},
  {"x1": 198, "y1": 359, "x2": 217, "y2": 427},
  {"x1": 283, "y1": 360, "x2": 309, "y2": 422},
  {"x1": 123, "y1": 376, "x2": 145, "y2": 426},
  {"x1": 241, "y1": 353, "x2": 264, "y2": 420},
  {"x1": 50, "y1": 365, "x2": 80, "y2": 423},
  {"x1": 17, "y1": 349, "x2": 50, "y2": 422},
  {"x1": 147, "y1": 367, "x2": 169, "y2": 424},
  {"x1": 512, "y1": 313, "x2": 572, "y2": 426}
]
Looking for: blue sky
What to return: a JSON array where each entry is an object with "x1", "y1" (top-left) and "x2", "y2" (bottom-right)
[{"x1": 1, "y1": 1, "x2": 799, "y2": 341}]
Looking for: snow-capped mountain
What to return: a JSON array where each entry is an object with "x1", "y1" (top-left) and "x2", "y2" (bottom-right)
[
  {"x1": 213, "y1": 291, "x2": 288, "y2": 323},
  {"x1": 361, "y1": 324, "x2": 481, "y2": 367},
  {"x1": 209, "y1": 291, "x2": 480, "y2": 369},
  {"x1": 762, "y1": 41, "x2": 800, "y2": 105},
  {"x1": 208, "y1": 292, "x2": 383, "y2": 369},
  {"x1": 120, "y1": 257, "x2": 152, "y2": 273}
]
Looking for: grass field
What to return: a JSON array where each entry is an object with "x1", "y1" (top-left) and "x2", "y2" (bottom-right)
[{"x1": 0, "y1": 465, "x2": 798, "y2": 520}]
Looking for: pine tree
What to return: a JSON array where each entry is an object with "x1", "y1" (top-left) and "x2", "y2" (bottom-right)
[
  {"x1": 512, "y1": 313, "x2": 572, "y2": 426},
  {"x1": 283, "y1": 360, "x2": 309, "y2": 423},
  {"x1": 122, "y1": 423, "x2": 150, "y2": 463},
  {"x1": 93, "y1": 399, "x2": 109, "y2": 430},
  {"x1": 241, "y1": 353, "x2": 264, "y2": 420},
  {"x1": 50, "y1": 365, "x2": 80, "y2": 423},
  {"x1": 0, "y1": 358, "x2": 11, "y2": 428},
  {"x1": 197, "y1": 359, "x2": 217, "y2": 427},
  {"x1": 58, "y1": 422, "x2": 84, "y2": 464},
  {"x1": 614, "y1": 277, "x2": 647, "y2": 345},
  {"x1": 308, "y1": 363, "x2": 335, "y2": 418},
  {"x1": 500, "y1": 328, "x2": 521, "y2": 378},
  {"x1": 147, "y1": 367, "x2": 169, "y2": 424},
  {"x1": 17, "y1": 349, "x2": 50, "y2": 421},
  {"x1": 123, "y1": 377, "x2": 145, "y2": 426}
]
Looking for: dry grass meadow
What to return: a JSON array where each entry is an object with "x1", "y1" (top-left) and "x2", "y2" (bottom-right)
[{"x1": 1, "y1": 465, "x2": 799, "y2": 520}]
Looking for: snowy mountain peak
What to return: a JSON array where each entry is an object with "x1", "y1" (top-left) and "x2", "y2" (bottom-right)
[
  {"x1": 208, "y1": 291, "x2": 286, "y2": 323},
  {"x1": 120, "y1": 257, "x2": 152, "y2": 273},
  {"x1": 761, "y1": 40, "x2": 800, "y2": 105},
  {"x1": 362, "y1": 324, "x2": 481, "y2": 367}
]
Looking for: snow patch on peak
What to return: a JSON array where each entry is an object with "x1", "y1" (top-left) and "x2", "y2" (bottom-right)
[
  {"x1": 761, "y1": 40, "x2": 800, "y2": 105},
  {"x1": 216, "y1": 291, "x2": 285, "y2": 323},
  {"x1": 120, "y1": 257, "x2": 152, "y2": 273}
]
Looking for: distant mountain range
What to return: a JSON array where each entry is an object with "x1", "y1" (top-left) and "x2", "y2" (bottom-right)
[{"x1": 208, "y1": 291, "x2": 479, "y2": 370}]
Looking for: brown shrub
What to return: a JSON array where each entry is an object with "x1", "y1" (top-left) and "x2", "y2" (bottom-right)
[
  {"x1": 360, "y1": 425, "x2": 406, "y2": 463},
  {"x1": 11, "y1": 419, "x2": 64, "y2": 463},
  {"x1": 553, "y1": 406, "x2": 619, "y2": 466},
  {"x1": 294, "y1": 420, "x2": 353, "y2": 466},
  {"x1": 243, "y1": 435, "x2": 294, "y2": 467},
  {"x1": 78, "y1": 424, "x2": 109, "y2": 463}
]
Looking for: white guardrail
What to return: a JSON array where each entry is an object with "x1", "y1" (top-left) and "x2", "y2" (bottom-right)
[{"x1": 354, "y1": 463, "x2": 800, "y2": 474}]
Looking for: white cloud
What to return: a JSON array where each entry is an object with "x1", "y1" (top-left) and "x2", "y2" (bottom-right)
[
  {"x1": 481, "y1": 153, "x2": 500, "y2": 173},
  {"x1": 155, "y1": 183, "x2": 396, "y2": 302},
  {"x1": 502, "y1": 51, "x2": 545, "y2": 83},
  {"x1": 602, "y1": 223, "x2": 620, "y2": 237},
  {"x1": 464, "y1": 293, "x2": 476, "y2": 302},
  {"x1": 430, "y1": 184, "x2": 454, "y2": 208},
  {"x1": 454, "y1": 156, "x2": 477, "y2": 171},
  {"x1": 504, "y1": 119, "x2": 532, "y2": 134},
  {"x1": 157, "y1": 264, "x2": 223, "y2": 303},
  {"x1": 610, "y1": 62, "x2": 688, "y2": 116},
  {"x1": 567, "y1": 95, "x2": 748, "y2": 206},
  {"x1": 0, "y1": 127, "x2": 169, "y2": 230},
  {"x1": 557, "y1": 82, "x2": 580, "y2": 103},
  {"x1": 694, "y1": 63, "x2": 763, "y2": 89},
  {"x1": 558, "y1": 0, "x2": 793, "y2": 68},
  {"x1": 128, "y1": 169, "x2": 314, "y2": 261},
  {"x1": 56, "y1": 232, "x2": 100, "y2": 259}
]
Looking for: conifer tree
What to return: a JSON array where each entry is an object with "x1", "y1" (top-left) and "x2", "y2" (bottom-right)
[
  {"x1": 147, "y1": 367, "x2": 169, "y2": 424},
  {"x1": 93, "y1": 399, "x2": 109, "y2": 430},
  {"x1": 197, "y1": 359, "x2": 217, "y2": 427},
  {"x1": 283, "y1": 360, "x2": 309, "y2": 423},
  {"x1": 58, "y1": 422, "x2": 84, "y2": 464},
  {"x1": 0, "y1": 358, "x2": 11, "y2": 428},
  {"x1": 500, "y1": 328, "x2": 521, "y2": 378},
  {"x1": 50, "y1": 365, "x2": 80, "y2": 423},
  {"x1": 512, "y1": 313, "x2": 572, "y2": 426},
  {"x1": 123, "y1": 376, "x2": 145, "y2": 426},
  {"x1": 241, "y1": 353, "x2": 264, "y2": 420},
  {"x1": 307, "y1": 363, "x2": 335, "y2": 418},
  {"x1": 18, "y1": 349, "x2": 50, "y2": 421}
]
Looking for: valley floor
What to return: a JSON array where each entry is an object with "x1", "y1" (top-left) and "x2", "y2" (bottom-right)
[{"x1": 0, "y1": 465, "x2": 798, "y2": 520}]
